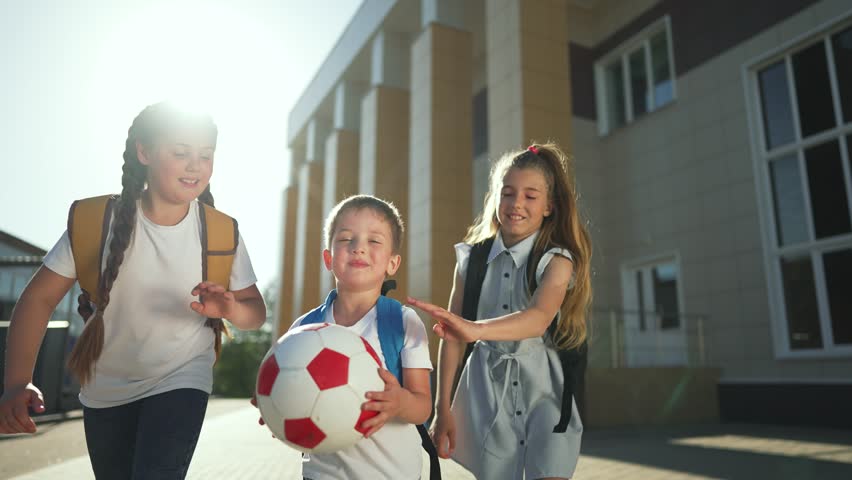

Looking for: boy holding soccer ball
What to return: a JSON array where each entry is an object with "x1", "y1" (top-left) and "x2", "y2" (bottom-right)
[{"x1": 258, "y1": 195, "x2": 434, "y2": 479}]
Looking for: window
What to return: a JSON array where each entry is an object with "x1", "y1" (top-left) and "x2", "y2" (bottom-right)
[
  {"x1": 0, "y1": 299, "x2": 15, "y2": 320},
  {"x1": 621, "y1": 255, "x2": 687, "y2": 367},
  {"x1": 472, "y1": 88, "x2": 488, "y2": 157},
  {"x1": 595, "y1": 17, "x2": 675, "y2": 134},
  {"x1": 626, "y1": 260, "x2": 681, "y2": 330},
  {"x1": 749, "y1": 20, "x2": 852, "y2": 357}
]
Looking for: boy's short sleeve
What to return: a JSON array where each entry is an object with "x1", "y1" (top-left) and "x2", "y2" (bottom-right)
[
  {"x1": 42, "y1": 230, "x2": 77, "y2": 279},
  {"x1": 228, "y1": 233, "x2": 258, "y2": 291},
  {"x1": 400, "y1": 306, "x2": 433, "y2": 370}
]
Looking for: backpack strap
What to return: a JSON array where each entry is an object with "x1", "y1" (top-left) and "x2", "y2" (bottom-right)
[
  {"x1": 374, "y1": 290, "x2": 441, "y2": 480},
  {"x1": 457, "y1": 238, "x2": 494, "y2": 381},
  {"x1": 375, "y1": 295, "x2": 404, "y2": 382},
  {"x1": 459, "y1": 236, "x2": 586, "y2": 433},
  {"x1": 197, "y1": 202, "x2": 239, "y2": 362},
  {"x1": 301, "y1": 290, "x2": 337, "y2": 326},
  {"x1": 67, "y1": 194, "x2": 117, "y2": 308},
  {"x1": 198, "y1": 202, "x2": 238, "y2": 289},
  {"x1": 460, "y1": 238, "x2": 494, "y2": 321}
]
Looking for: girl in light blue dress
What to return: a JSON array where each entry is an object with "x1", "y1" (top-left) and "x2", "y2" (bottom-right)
[{"x1": 410, "y1": 143, "x2": 592, "y2": 479}]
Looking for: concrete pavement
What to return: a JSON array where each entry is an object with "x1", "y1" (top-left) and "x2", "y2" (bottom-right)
[{"x1": 2, "y1": 398, "x2": 851, "y2": 479}]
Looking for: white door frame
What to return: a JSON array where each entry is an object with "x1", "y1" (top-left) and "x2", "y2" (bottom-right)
[{"x1": 620, "y1": 252, "x2": 687, "y2": 366}]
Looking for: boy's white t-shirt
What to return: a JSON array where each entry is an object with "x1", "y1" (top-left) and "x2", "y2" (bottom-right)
[
  {"x1": 43, "y1": 199, "x2": 257, "y2": 408},
  {"x1": 291, "y1": 302, "x2": 433, "y2": 480}
]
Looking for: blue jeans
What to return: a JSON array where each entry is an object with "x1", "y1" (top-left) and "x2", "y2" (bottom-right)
[{"x1": 83, "y1": 388, "x2": 209, "y2": 480}]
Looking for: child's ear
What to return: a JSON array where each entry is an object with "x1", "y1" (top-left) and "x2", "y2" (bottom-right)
[
  {"x1": 136, "y1": 141, "x2": 151, "y2": 166},
  {"x1": 386, "y1": 254, "x2": 401, "y2": 276},
  {"x1": 322, "y1": 249, "x2": 333, "y2": 271},
  {"x1": 544, "y1": 201, "x2": 553, "y2": 217}
]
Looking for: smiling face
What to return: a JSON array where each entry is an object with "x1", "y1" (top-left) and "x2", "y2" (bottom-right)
[
  {"x1": 323, "y1": 207, "x2": 401, "y2": 293},
  {"x1": 497, "y1": 166, "x2": 552, "y2": 247},
  {"x1": 137, "y1": 127, "x2": 216, "y2": 206}
]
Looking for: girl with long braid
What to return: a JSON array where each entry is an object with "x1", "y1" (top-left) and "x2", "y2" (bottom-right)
[{"x1": 0, "y1": 101, "x2": 266, "y2": 479}]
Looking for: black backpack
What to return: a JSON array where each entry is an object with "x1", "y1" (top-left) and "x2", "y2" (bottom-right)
[{"x1": 459, "y1": 237, "x2": 587, "y2": 433}]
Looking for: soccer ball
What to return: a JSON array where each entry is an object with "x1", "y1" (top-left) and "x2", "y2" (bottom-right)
[{"x1": 255, "y1": 322, "x2": 385, "y2": 453}]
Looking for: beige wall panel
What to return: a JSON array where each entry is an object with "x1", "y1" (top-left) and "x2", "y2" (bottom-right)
[
  {"x1": 276, "y1": 185, "x2": 299, "y2": 336},
  {"x1": 410, "y1": 23, "x2": 474, "y2": 360}
]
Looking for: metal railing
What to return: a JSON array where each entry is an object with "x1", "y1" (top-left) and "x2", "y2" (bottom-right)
[{"x1": 588, "y1": 307, "x2": 710, "y2": 368}]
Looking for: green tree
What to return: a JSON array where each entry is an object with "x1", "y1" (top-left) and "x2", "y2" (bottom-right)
[{"x1": 212, "y1": 282, "x2": 277, "y2": 397}]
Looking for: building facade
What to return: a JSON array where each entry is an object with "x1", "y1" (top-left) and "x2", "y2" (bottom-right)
[{"x1": 280, "y1": 0, "x2": 852, "y2": 427}]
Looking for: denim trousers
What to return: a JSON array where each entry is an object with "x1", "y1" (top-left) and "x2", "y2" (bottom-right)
[{"x1": 83, "y1": 388, "x2": 209, "y2": 480}]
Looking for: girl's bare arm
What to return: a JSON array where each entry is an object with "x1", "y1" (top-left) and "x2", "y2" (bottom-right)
[
  {"x1": 4, "y1": 266, "x2": 76, "y2": 390},
  {"x1": 411, "y1": 256, "x2": 573, "y2": 343}
]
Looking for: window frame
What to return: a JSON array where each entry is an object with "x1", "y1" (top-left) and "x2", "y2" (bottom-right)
[
  {"x1": 620, "y1": 251, "x2": 686, "y2": 331},
  {"x1": 594, "y1": 16, "x2": 676, "y2": 135},
  {"x1": 745, "y1": 14, "x2": 852, "y2": 359}
]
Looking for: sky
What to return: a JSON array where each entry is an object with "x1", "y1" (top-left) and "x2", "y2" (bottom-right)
[{"x1": 0, "y1": 0, "x2": 362, "y2": 293}]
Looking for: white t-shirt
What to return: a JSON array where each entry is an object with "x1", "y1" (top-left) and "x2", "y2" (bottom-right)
[
  {"x1": 291, "y1": 301, "x2": 433, "y2": 480},
  {"x1": 43, "y1": 199, "x2": 257, "y2": 408}
]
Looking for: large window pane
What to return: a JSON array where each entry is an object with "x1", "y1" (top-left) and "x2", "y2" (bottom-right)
[
  {"x1": 605, "y1": 60, "x2": 626, "y2": 129},
  {"x1": 472, "y1": 88, "x2": 488, "y2": 157},
  {"x1": 636, "y1": 270, "x2": 646, "y2": 331},
  {"x1": 831, "y1": 26, "x2": 852, "y2": 124},
  {"x1": 805, "y1": 140, "x2": 851, "y2": 238},
  {"x1": 770, "y1": 153, "x2": 809, "y2": 245},
  {"x1": 759, "y1": 62, "x2": 796, "y2": 149},
  {"x1": 781, "y1": 255, "x2": 822, "y2": 349},
  {"x1": 650, "y1": 30, "x2": 673, "y2": 107},
  {"x1": 653, "y1": 263, "x2": 679, "y2": 329},
  {"x1": 823, "y1": 249, "x2": 852, "y2": 345},
  {"x1": 629, "y1": 48, "x2": 648, "y2": 117},
  {"x1": 793, "y1": 41, "x2": 837, "y2": 138}
]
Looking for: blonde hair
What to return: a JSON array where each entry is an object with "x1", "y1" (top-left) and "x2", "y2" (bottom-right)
[{"x1": 464, "y1": 142, "x2": 592, "y2": 350}]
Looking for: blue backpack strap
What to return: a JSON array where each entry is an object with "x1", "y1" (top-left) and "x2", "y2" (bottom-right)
[
  {"x1": 375, "y1": 292, "x2": 442, "y2": 480},
  {"x1": 375, "y1": 295, "x2": 404, "y2": 384},
  {"x1": 301, "y1": 290, "x2": 337, "y2": 326}
]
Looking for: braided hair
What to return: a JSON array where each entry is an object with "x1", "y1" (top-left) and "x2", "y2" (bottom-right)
[{"x1": 67, "y1": 102, "x2": 218, "y2": 384}]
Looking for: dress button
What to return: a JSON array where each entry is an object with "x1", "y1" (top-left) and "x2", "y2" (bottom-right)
[
  {"x1": 513, "y1": 381, "x2": 518, "y2": 386},
  {"x1": 504, "y1": 272, "x2": 510, "y2": 278},
  {"x1": 502, "y1": 304, "x2": 509, "y2": 310},
  {"x1": 520, "y1": 440, "x2": 525, "y2": 446},
  {"x1": 516, "y1": 411, "x2": 522, "y2": 416}
]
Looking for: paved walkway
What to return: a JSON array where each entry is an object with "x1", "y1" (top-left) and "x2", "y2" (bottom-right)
[{"x1": 2, "y1": 398, "x2": 850, "y2": 479}]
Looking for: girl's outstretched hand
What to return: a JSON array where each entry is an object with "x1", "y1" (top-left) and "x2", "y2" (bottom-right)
[
  {"x1": 360, "y1": 368, "x2": 404, "y2": 438},
  {"x1": 0, "y1": 383, "x2": 45, "y2": 434},
  {"x1": 406, "y1": 297, "x2": 481, "y2": 343},
  {"x1": 190, "y1": 281, "x2": 236, "y2": 319}
]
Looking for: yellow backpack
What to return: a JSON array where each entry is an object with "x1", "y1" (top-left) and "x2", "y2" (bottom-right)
[{"x1": 66, "y1": 194, "x2": 237, "y2": 358}]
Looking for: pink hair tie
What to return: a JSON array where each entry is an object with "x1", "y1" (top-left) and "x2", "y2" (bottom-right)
[{"x1": 527, "y1": 145, "x2": 539, "y2": 154}]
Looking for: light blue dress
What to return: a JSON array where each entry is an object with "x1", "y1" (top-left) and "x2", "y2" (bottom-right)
[{"x1": 451, "y1": 232, "x2": 582, "y2": 479}]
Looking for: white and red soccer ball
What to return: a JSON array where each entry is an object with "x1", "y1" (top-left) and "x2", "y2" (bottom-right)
[{"x1": 255, "y1": 323, "x2": 385, "y2": 453}]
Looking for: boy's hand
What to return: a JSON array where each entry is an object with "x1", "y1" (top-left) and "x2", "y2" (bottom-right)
[
  {"x1": 250, "y1": 394, "x2": 278, "y2": 439},
  {"x1": 249, "y1": 395, "x2": 266, "y2": 426},
  {"x1": 360, "y1": 368, "x2": 404, "y2": 437},
  {"x1": 0, "y1": 383, "x2": 45, "y2": 435},
  {"x1": 430, "y1": 410, "x2": 457, "y2": 459},
  {"x1": 407, "y1": 297, "x2": 481, "y2": 343},
  {"x1": 190, "y1": 282, "x2": 236, "y2": 319}
]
